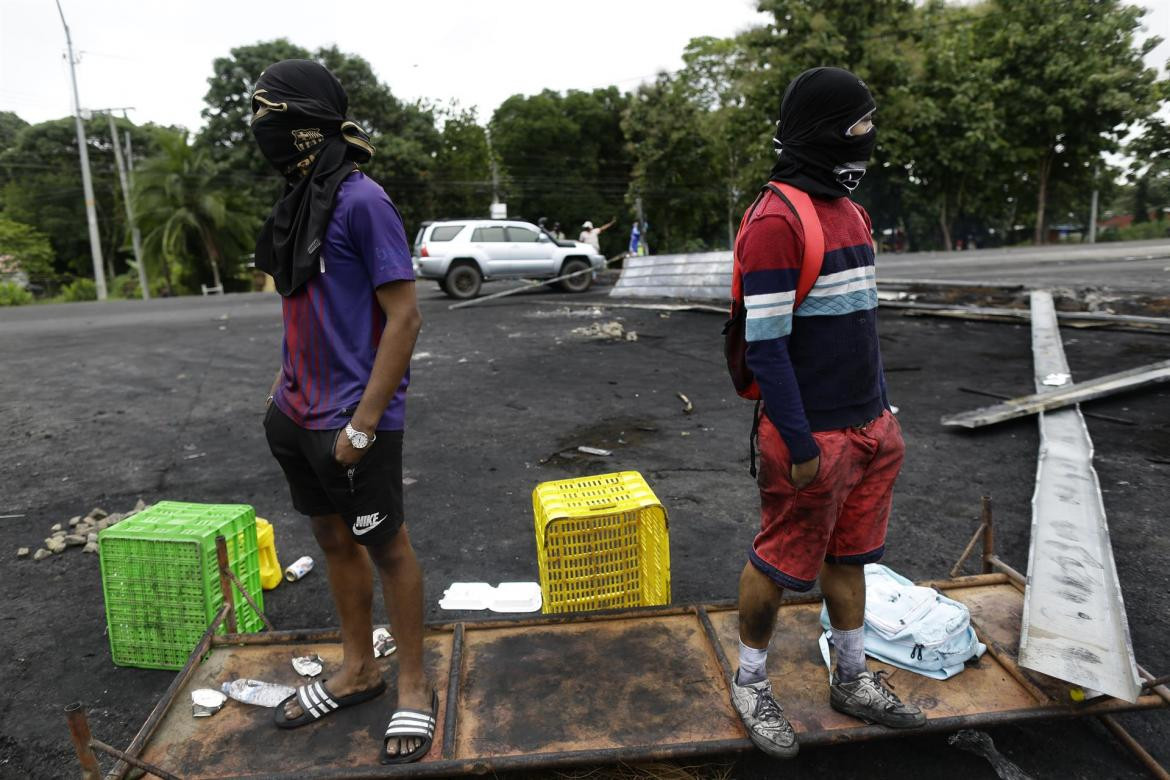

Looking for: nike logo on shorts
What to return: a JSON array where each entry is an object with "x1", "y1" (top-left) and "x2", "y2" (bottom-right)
[{"x1": 352, "y1": 512, "x2": 386, "y2": 536}]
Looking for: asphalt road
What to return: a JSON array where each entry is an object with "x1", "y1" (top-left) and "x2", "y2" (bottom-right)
[
  {"x1": 1, "y1": 282, "x2": 1167, "y2": 778},
  {"x1": 878, "y1": 239, "x2": 1170, "y2": 293}
]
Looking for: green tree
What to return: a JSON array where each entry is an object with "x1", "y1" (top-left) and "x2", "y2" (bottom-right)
[
  {"x1": 623, "y1": 73, "x2": 723, "y2": 253},
  {"x1": 432, "y1": 104, "x2": 492, "y2": 219},
  {"x1": 0, "y1": 216, "x2": 55, "y2": 284},
  {"x1": 679, "y1": 36, "x2": 761, "y2": 248},
  {"x1": 902, "y1": 1, "x2": 1005, "y2": 250},
  {"x1": 981, "y1": 0, "x2": 1163, "y2": 244},
  {"x1": 134, "y1": 130, "x2": 259, "y2": 294},
  {"x1": 0, "y1": 115, "x2": 161, "y2": 280},
  {"x1": 0, "y1": 111, "x2": 28, "y2": 152},
  {"x1": 490, "y1": 87, "x2": 632, "y2": 255}
]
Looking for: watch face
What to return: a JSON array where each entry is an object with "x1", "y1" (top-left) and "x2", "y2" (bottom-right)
[{"x1": 348, "y1": 426, "x2": 369, "y2": 449}]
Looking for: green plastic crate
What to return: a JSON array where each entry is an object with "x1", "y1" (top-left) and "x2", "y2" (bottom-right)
[{"x1": 98, "y1": 501, "x2": 264, "y2": 670}]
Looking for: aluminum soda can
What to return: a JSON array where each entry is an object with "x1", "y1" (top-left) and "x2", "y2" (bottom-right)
[{"x1": 284, "y1": 555, "x2": 314, "y2": 582}]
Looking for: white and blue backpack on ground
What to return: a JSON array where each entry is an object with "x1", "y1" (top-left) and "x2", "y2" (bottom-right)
[{"x1": 818, "y1": 564, "x2": 986, "y2": 680}]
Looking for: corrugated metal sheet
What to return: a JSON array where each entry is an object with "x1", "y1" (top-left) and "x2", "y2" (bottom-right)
[
  {"x1": 610, "y1": 252, "x2": 732, "y2": 301},
  {"x1": 1018, "y1": 291, "x2": 1143, "y2": 703}
]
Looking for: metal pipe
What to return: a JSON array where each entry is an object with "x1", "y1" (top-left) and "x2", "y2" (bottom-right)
[
  {"x1": 90, "y1": 739, "x2": 183, "y2": 780},
  {"x1": 988, "y1": 555, "x2": 1028, "y2": 588},
  {"x1": 215, "y1": 536, "x2": 238, "y2": 634},
  {"x1": 980, "y1": 640, "x2": 1050, "y2": 703},
  {"x1": 1138, "y1": 666, "x2": 1170, "y2": 707},
  {"x1": 109, "y1": 605, "x2": 228, "y2": 779},
  {"x1": 1097, "y1": 714, "x2": 1170, "y2": 780},
  {"x1": 696, "y1": 606, "x2": 735, "y2": 685},
  {"x1": 980, "y1": 496, "x2": 995, "y2": 573},
  {"x1": 64, "y1": 703, "x2": 101, "y2": 780},
  {"x1": 219, "y1": 564, "x2": 274, "y2": 632},
  {"x1": 1141, "y1": 675, "x2": 1170, "y2": 691},
  {"x1": 950, "y1": 522, "x2": 986, "y2": 578},
  {"x1": 441, "y1": 623, "x2": 464, "y2": 759}
]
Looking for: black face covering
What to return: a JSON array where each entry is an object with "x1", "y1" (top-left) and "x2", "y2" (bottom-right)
[
  {"x1": 251, "y1": 59, "x2": 375, "y2": 296},
  {"x1": 769, "y1": 67, "x2": 876, "y2": 199}
]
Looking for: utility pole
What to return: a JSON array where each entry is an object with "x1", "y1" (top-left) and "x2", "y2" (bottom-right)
[
  {"x1": 55, "y1": 0, "x2": 107, "y2": 300},
  {"x1": 123, "y1": 127, "x2": 149, "y2": 296},
  {"x1": 104, "y1": 111, "x2": 148, "y2": 298},
  {"x1": 1088, "y1": 188, "x2": 1099, "y2": 244},
  {"x1": 484, "y1": 128, "x2": 505, "y2": 219}
]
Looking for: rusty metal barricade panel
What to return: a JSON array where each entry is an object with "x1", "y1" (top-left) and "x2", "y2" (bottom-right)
[
  {"x1": 137, "y1": 635, "x2": 452, "y2": 776},
  {"x1": 123, "y1": 580, "x2": 1164, "y2": 778},
  {"x1": 453, "y1": 613, "x2": 742, "y2": 759}
]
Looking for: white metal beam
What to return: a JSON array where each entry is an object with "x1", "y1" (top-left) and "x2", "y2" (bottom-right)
[{"x1": 1018, "y1": 291, "x2": 1142, "y2": 703}]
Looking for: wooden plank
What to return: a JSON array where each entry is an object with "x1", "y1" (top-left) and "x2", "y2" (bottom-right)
[
  {"x1": 882, "y1": 300, "x2": 1170, "y2": 328},
  {"x1": 1017, "y1": 291, "x2": 1144, "y2": 703},
  {"x1": 941, "y1": 359, "x2": 1170, "y2": 428}
]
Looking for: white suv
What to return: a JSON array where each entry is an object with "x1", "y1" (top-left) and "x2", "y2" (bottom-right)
[{"x1": 413, "y1": 219, "x2": 606, "y2": 299}]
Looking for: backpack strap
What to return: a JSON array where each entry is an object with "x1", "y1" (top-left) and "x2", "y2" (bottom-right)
[{"x1": 764, "y1": 182, "x2": 825, "y2": 308}]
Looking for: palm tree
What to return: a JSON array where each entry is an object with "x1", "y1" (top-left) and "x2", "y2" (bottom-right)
[{"x1": 134, "y1": 130, "x2": 259, "y2": 294}]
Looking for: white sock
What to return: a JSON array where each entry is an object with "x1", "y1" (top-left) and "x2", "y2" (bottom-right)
[
  {"x1": 737, "y1": 640, "x2": 768, "y2": 685},
  {"x1": 831, "y1": 625, "x2": 867, "y2": 682}
]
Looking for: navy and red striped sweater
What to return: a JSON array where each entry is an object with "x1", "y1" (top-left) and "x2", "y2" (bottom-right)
[{"x1": 739, "y1": 188, "x2": 889, "y2": 463}]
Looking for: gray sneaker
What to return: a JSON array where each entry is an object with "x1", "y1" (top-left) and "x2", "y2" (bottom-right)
[
  {"x1": 729, "y1": 671, "x2": 799, "y2": 758},
  {"x1": 829, "y1": 669, "x2": 926, "y2": 728}
]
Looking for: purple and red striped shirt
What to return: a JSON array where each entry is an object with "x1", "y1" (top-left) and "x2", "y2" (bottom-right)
[{"x1": 272, "y1": 171, "x2": 415, "y2": 431}]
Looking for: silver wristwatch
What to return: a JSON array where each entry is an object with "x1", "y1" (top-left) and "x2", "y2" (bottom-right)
[{"x1": 345, "y1": 422, "x2": 375, "y2": 450}]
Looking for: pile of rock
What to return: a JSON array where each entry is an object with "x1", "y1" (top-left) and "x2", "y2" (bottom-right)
[{"x1": 18, "y1": 499, "x2": 147, "y2": 562}]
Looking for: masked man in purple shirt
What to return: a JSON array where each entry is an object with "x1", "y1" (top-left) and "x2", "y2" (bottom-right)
[{"x1": 251, "y1": 59, "x2": 434, "y2": 765}]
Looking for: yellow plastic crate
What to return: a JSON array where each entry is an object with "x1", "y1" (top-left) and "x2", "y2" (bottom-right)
[{"x1": 533, "y1": 471, "x2": 670, "y2": 614}]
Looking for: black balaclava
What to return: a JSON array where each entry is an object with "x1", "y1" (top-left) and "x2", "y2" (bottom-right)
[
  {"x1": 251, "y1": 59, "x2": 375, "y2": 296},
  {"x1": 769, "y1": 67, "x2": 876, "y2": 199}
]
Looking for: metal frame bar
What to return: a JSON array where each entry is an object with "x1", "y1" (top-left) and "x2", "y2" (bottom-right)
[
  {"x1": 108, "y1": 605, "x2": 229, "y2": 779},
  {"x1": 441, "y1": 623, "x2": 464, "y2": 760},
  {"x1": 215, "y1": 535, "x2": 275, "y2": 632}
]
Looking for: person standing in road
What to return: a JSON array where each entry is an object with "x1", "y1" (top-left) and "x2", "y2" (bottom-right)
[
  {"x1": 628, "y1": 221, "x2": 643, "y2": 256},
  {"x1": 579, "y1": 216, "x2": 616, "y2": 252},
  {"x1": 250, "y1": 59, "x2": 436, "y2": 765},
  {"x1": 728, "y1": 67, "x2": 924, "y2": 760}
]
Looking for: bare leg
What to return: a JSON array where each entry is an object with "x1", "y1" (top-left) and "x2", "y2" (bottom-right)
[
  {"x1": 367, "y1": 524, "x2": 429, "y2": 758},
  {"x1": 738, "y1": 561, "x2": 785, "y2": 649},
  {"x1": 283, "y1": 514, "x2": 383, "y2": 719},
  {"x1": 819, "y1": 561, "x2": 865, "y2": 630}
]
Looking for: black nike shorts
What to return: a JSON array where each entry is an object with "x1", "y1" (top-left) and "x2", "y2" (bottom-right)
[{"x1": 264, "y1": 403, "x2": 404, "y2": 546}]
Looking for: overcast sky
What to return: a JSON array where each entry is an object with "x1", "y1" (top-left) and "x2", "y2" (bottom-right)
[
  {"x1": 1, "y1": 0, "x2": 1168, "y2": 132},
  {"x1": 0, "y1": 0, "x2": 768, "y2": 129}
]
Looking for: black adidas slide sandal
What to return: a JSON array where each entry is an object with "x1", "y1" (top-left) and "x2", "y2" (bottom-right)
[
  {"x1": 274, "y1": 678, "x2": 386, "y2": 729},
  {"x1": 381, "y1": 688, "x2": 438, "y2": 764}
]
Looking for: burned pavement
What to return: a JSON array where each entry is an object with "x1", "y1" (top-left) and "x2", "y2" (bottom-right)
[{"x1": 1, "y1": 276, "x2": 1168, "y2": 778}]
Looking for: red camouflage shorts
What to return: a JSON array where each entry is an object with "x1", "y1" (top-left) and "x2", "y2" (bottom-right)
[{"x1": 749, "y1": 408, "x2": 905, "y2": 592}]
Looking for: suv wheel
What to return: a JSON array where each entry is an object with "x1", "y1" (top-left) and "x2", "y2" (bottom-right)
[
  {"x1": 557, "y1": 258, "x2": 592, "y2": 293},
  {"x1": 444, "y1": 263, "x2": 482, "y2": 299}
]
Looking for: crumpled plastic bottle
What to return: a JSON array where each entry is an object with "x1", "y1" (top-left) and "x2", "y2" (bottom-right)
[{"x1": 220, "y1": 678, "x2": 296, "y2": 707}]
